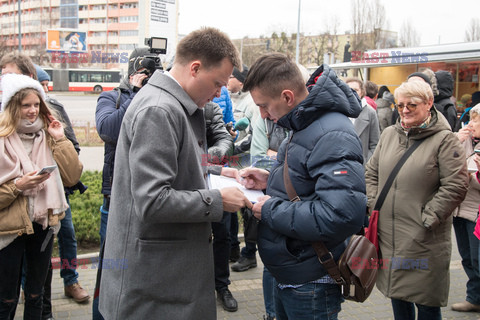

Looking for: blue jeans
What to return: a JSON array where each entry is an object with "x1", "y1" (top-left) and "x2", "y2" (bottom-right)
[
  {"x1": 0, "y1": 222, "x2": 53, "y2": 320},
  {"x1": 99, "y1": 196, "x2": 110, "y2": 246},
  {"x1": 57, "y1": 195, "x2": 79, "y2": 286},
  {"x1": 263, "y1": 268, "x2": 276, "y2": 318},
  {"x1": 275, "y1": 283, "x2": 343, "y2": 320},
  {"x1": 453, "y1": 217, "x2": 480, "y2": 305},
  {"x1": 391, "y1": 298, "x2": 441, "y2": 320}
]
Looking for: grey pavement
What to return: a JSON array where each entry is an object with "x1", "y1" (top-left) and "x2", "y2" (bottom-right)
[{"x1": 12, "y1": 146, "x2": 480, "y2": 319}]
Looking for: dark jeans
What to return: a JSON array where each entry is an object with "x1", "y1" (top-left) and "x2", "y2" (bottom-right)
[
  {"x1": 57, "y1": 196, "x2": 79, "y2": 287},
  {"x1": 263, "y1": 268, "x2": 276, "y2": 318},
  {"x1": 391, "y1": 298, "x2": 441, "y2": 320},
  {"x1": 453, "y1": 216, "x2": 480, "y2": 305},
  {"x1": 212, "y1": 211, "x2": 232, "y2": 291},
  {"x1": 275, "y1": 283, "x2": 342, "y2": 320},
  {"x1": 230, "y1": 212, "x2": 240, "y2": 252},
  {"x1": 0, "y1": 222, "x2": 53, "y2": 320},
  {"x1": 92, "y1": 197, "x2": 109, "y2": 320}
]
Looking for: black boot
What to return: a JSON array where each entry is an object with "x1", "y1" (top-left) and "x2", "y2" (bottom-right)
[{"x1": 217, "y1": 288, "x2": 238, "y2": 312}]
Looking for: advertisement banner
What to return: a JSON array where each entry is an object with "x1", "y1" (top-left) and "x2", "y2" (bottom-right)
[{"x1": 47, "y1": 30, "x2": 87, "y2": 53}]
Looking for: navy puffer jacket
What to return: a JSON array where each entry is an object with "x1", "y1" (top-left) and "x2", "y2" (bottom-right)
[
  {"x1": 96, "y1": 86, "x2": 138, "y2": 195},
  {"x1": 258, "y1": 64, "x2": 367, "y2": 284}
]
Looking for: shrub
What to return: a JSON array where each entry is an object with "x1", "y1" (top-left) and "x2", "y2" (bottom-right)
[{"x1": 69, "y1": 170, "x2": 103, "y2": 246}]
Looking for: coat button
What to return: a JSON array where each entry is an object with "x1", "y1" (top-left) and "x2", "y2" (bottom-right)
[
  {"x1": 205, "y1": 211, "x2": 210, "y2": 216},
  {"x1": 198, "y1": 140, "x2": 204, "y2": 147},
  {"x1": 208, "y1": 235, "x2": 213, "y2": 243},
  {"x1": 206, "y1": 196, "x2": 212, "y2": 203}
]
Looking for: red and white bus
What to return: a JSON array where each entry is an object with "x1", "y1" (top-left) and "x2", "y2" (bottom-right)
[{"x1": 42, "y1": 67, "x2": 122, "y2": 93}]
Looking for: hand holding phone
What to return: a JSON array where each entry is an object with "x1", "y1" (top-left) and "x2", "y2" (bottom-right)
[{"x1": 36, "y1": 165, "x2": 57, "y2": 176}]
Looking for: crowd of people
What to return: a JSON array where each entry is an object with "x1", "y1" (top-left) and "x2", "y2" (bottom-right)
[{"x1": 1, "y1": 26, "x2": 480, "y2": 320}]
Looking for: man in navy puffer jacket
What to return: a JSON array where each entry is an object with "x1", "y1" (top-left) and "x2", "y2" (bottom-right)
[{"x1": 240, "y1": 53, "x2": 366, "y2": 319}]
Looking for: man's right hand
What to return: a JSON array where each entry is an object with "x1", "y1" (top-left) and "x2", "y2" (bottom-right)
[
  {"x1": 130, "y1": 72, "x2": 149, "y2": 88},
  {"x1": 239, "y1": 167, "x2": 269, "y2": 190},
  {"x1": 220, "y1": 187, "x2": 252, "y2": 212}
]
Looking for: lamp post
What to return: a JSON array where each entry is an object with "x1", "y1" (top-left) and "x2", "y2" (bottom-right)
[
  {"x1": 17, "y1": 0, "x2": 21, "y2": 51},
  {"x1": 295, "y1": 0, "x2": 301, "y2": 64}
]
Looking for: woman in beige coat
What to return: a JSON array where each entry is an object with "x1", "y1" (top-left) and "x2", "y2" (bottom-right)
[
  {"x1": 365, "y1": 80, "x2": 468, "y2": 320},
  {"x1": 0, "y1": 73, "x2": 82, "y2": 319}
]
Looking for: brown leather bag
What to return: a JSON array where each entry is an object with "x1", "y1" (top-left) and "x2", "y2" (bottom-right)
[{"x1": 283, "y1": 135, "x2": 377, "y2": 302}]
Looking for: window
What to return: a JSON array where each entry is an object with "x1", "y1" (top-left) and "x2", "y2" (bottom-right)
[
  {"x1": 119, "y1": 16, "x2": 138, "y2": 23},
  {"x1": 119, "y1": 30, "x2": 138, "y2": 37}
]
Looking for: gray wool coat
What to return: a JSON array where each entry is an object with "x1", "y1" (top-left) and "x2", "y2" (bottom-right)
[
  {"x1": 354, "y1": 100, "x2": 380, "y2": 165},
  {"x1": 99, "y1": 71, "x2": 224, "y2": 320}
]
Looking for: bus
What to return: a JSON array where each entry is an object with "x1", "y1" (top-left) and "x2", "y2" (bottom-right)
[{"x1": 41, "y1": 67, "x2": 122, "y2": 93}]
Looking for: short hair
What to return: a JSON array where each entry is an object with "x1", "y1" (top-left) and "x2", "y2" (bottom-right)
[
  {"x1": 174, "y1": 27, "x2": 240, "y2": 70},
  {"x1": 0, "y1": 88, "x2": 51, "y2": 137},
  {"x1": 0, "y1": 52, "x2": 37, "y2": 79},
  {"x1": 345, "y1": 77, "x2": 365, "y2": 97},
  {"x1": 365, "y1": 81, "x2": 378, "y2": 99},
  {"x1": 470, "y1": 103, "x2": 480, "y2": 119},
  {"x1": 417, "y1": 67, "x2": 439, "y2": 96},
  {"x1": 243, "y1": 52, "x2": 305, "y2": 98},
  {"x1": 394, "y1": 81, "x2": 433, "y2": 105}
]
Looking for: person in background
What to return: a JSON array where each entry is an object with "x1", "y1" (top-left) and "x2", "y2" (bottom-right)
[
  {"x1": 376, "y1": 85, "x2": 395, "y2": 133},
  {"x1": 0, "y1": 73, "x2": 82, "y2": 319},
  {"x1": 99, "y1": 27, "x2": 251, "y2": 320},
  {"x1": 1, "y1": 52, "x2": 89, "y2": 314},
  {"x1": 213, "y1": 86, "x2": 236, "y2": 136},
  {"x1": 93, "y1": 47, "x2": 155, "y2": 320},
  {"x1": 239, "y1": 54, "x2": 366, "y2": 320},
  {"x1": 434, "y1": 70, "x2": 457, "y2": 131},
  {"x1": 365, "y1": 80, "x2": 468, "y2": 320},
  {"x1": 204, "y1": 101, "x2": 239, "y2": 312},
  {"x1": 455, "y1": 91, "x2": 479, "y2": 132},
  {"x1": 227, "y1": 64, "x2": 259, "y2": 262},
  {"x1": 345, "y1": 77, "x2": 380, "y2": 165},
  {"x1": 365, "y1": 80, "x2": 378, "y2": 110},
  {"x1": 450, "y1": 103, "x2": 480, "y2": 313}
]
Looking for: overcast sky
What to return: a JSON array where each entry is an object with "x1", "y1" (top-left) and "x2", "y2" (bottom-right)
[{"x1": 177, "y1": 0, "x2": 479, "y2": 47}]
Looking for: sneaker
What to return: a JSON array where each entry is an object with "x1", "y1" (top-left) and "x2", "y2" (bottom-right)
[
  {"x1": 231, "y1": 256, "x2": 257, "y2": 272},
  {"x1": 217, "y1": 288, "x2": 238, "y2": 312},
  {"x1": 64, "y1": 282, "x2": 90, "y2": 303},
  {"x1": 230, "y1": 247, "x2": 240, "y2": 263},
  {"x1": 451, "y1": 301, "x2": 480, "y2": 312}
]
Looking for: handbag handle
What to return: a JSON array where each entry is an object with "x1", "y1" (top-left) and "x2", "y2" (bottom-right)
[{"x1": 373, "y1": 138, "x2": 425, "y2": 211}]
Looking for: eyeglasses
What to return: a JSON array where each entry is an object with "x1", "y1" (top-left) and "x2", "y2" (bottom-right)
[{"x1": 396, "y1": 103, "x2": 418, "y2": 112}]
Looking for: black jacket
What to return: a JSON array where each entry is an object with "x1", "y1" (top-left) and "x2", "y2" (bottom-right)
[{"x1": 434, "y1": 70, "x2": 457, "y2": 131}]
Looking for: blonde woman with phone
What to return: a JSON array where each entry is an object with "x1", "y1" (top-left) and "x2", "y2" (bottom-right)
[{"x1": 0, "y1": 73, "x2": 82, "y2": 319}]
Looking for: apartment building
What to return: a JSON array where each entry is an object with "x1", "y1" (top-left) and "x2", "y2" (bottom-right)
[{"x1": 0, "y1": 0, "x2": 148, "y2": 69}]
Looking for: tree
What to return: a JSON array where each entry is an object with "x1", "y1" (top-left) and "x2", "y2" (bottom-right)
[
  {"x1": 350, "y1": 0, "x2": 389, "y2": 52},
  {"x1": 465, "y1": 18, "x2": 480, "y2": 42},
  {"x1": 399, "y1": 19, "x2": 421, "y2": 47}
]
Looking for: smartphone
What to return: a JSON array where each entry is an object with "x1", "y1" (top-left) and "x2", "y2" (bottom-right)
[{"x1": 36, "y1": 165, "x2": 58, "y2": 176}]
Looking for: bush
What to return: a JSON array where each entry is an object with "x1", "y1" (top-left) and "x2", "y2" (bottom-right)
[{"x1": 69, "y1": 170, "x2": 103, "y2": 246}]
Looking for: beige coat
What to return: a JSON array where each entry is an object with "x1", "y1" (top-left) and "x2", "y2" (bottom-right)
[
  {"x1": 454, "y1": 138, "x2": 480, "y2": 222},
  {"x1": 365, "y1": 108, "x2": 469, "y2": 307},
  {"x1": 0, "y1": 136, "x2": 83, "y2": 236}
]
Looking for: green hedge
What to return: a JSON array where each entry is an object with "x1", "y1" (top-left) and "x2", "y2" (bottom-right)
[
  {"x1": 69, "y1": 170, "x2": 103, "y2": 246},
  {"x1": 68, "y1": 170, "x2": 244, "y2": 248}
]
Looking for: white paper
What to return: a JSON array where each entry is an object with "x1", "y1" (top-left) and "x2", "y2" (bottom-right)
[{"x1": 208, "y1": 174, "x2": 265, "y2": 203}]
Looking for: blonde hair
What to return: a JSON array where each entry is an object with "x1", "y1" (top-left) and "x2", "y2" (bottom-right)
[
  {"x1": 394, "y1": 81, "x2": 433, "y2": 105},
  {"x1": 0, "y1": 88, "x2": 56, "y2": 137}
]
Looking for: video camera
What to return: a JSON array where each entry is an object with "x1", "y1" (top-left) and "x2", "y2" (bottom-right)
[{"x1": 143, "y1": 37, "x2": 167, "y2": 71}]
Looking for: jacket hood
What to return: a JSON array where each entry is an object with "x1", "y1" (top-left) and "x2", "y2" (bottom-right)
[
  {"x1": 277, "y1": 64, "x2": 362, "y2": 131},
  {"x1": 434, "y1": 70, "x2": 454, "y2": 102}
]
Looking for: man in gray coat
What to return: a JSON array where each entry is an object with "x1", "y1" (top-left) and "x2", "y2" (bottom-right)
[
  {"x1": 99, "y1": 27, "x2": 252, "y2": 320},
  {"x1": 346, "y1": 77, "x2": 380, "y2": 164}
]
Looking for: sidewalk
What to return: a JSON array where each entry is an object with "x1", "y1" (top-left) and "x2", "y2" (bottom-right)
[
  {"x1": 14, "y1": 147, "x2": 479, "y2": 319},
  {"x1": 12, "y1": 240, "x2": 480, "y2": 320}
]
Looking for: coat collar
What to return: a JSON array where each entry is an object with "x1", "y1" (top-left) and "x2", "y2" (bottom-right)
[{"x1": 148, "y1": 70, "x2": 200, "y2": 116}]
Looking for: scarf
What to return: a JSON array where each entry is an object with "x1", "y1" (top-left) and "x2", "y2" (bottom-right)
[
  {"x1": 401, "y1": 114, "x2": 432, "y2": 132},
  {"x1": 0, "y1": 118, "x2": 68, "y2": 229}
]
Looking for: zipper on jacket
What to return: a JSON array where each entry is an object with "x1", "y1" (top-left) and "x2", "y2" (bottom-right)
[{"x1": 386, "y1": 178, "x2": 397, "y2": 296}]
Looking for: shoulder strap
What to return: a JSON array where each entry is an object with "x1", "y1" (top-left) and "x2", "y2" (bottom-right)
[{"x1": 373, "y1": 138, "x2": 425, "y2": 211}]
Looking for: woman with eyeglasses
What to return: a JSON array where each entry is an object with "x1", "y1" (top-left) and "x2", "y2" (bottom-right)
[
  {"x1": 365, "y1": 80, "x2": 469, "y2": 320},
  {"x1": 450, "y1": 102, "x2": 480, "y2": 313}
]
